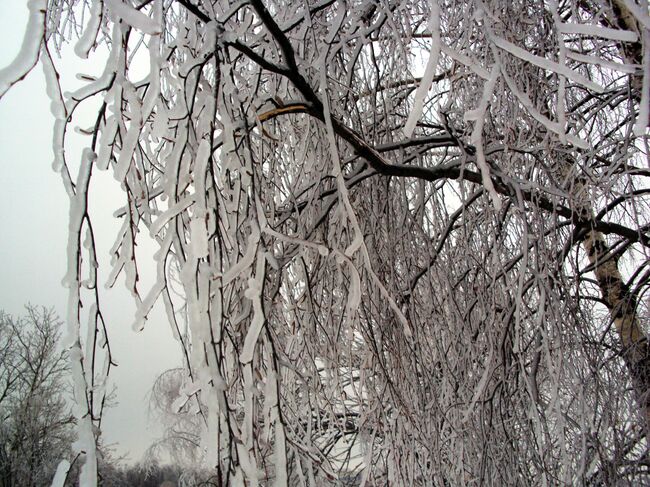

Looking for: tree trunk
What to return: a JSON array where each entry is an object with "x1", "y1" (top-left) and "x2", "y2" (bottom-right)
[{"x1": 583, "y1": 228, "x2": 650, "y2": 427}]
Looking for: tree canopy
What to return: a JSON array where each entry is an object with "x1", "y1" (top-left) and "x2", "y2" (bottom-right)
[
  {"x1": 2, "y1": 0, "x2": 650, "y2": 485},
  {"x1": 0, "y1": 307, "x2": 73, "y2": 487}
]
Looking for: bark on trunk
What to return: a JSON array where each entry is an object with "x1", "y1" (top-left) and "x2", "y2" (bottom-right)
[
  {"x1": 579, "y1": 0, "x2": 650, "y2": 428},
  {"x1": 583, "y1": 229, "x2": 650, "y2": 427},
  {"x1": 564, "y1": 168, "x2": 650, "y2": 427}
]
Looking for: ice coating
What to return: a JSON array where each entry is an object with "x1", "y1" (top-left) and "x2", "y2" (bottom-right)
[
  {"x1": 403, "y1": 0, "x2": 440, "y2": 138},
  {"x1": 105, "y1": 0, "x2": 161, "y2": 35},
  {"x1": 464, "y1": 64, "x2": 502, "y2": 211},
  {"x1": 74, "y1": 0, "x2": 104, "y2": 58},
  {"x1": 64, "y1": 148, "x2": 99, "y2": 487},
  {"x1": 559, "y1": 22, "x2": 638, "y2": 42},
  {"x1": 240, "y1": 254, "x2": 266, "y2": 364},
  {"x1": 26, "y1": 0, "x2": 650, "y2": 484},
  {"x1": 41, "y1": 48, "x2": 68, "y2": 175},
  {"x1": 0, "y1": 0, "x2": 46, "y2": 99},
  {"x1": 635, "y1": 29, "x2": 649, "y2": 136},
  {"x1": 489, "y1": 28, "x2": 605, "y2": 93},
  {"x1": 50, "y1": 460, "x2": 71, "y2": 487}
]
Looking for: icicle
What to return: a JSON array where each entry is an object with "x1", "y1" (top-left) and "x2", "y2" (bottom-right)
[
  {"x1": 240, "y1": 252, "x2": 267, "y2": 364},
  {"x1": 550, "y1": 0, "x2": 568, "y2": 145},
  {"x1": 489, "y1": 27, "x2": 604, "y2": 93},
  {"x1": 105, "y1": 0, "x2": 161, "y2": 35},
  {"x1": 189, "y1": 139, "x2": 211, "y2": 258},
  {"x1": 203, "y1": 386, "x2": 221, "y2": 467},
  {"x1": 566, "y1": 50, "x2": 638, "y2": 74},
  {"x1": 50, "y1": 460, "x2": 71, "y2": 487},
  {"x1": 194, "y1": 141, "x2": 211, "y2": 210},
  {"x1": 114, "y1": 79, "x2": 142, "y2": 181},
  {"x1": 332, "y1": 250, "x2": 361, "y2": 316},
  {"x1": 462, "y1": 350, "x2": 494, "y2": 422},
  {"x1": 96, "y1": 114, "x2": 118, "y2": 171},
  {"x1": 41, "y1": 48, "x2": 71, "y2": 179},
  {"x1": 238, "y1": 366, "x2": 260, "y2": 486},
  {"x1": 76, "y1": 416, "x2": 98, "y2": 487},
  {"x1": 274, "y1": 419, "x2": 288, "y2": 487},
  {"x1": 141, "y1": 1, "x2": 163, "y2": 119},
  {"x1": 441, "y1": 44, "x2": 490, "y2": 79},
  {"x1": 63, "y1": 148, "x2": 99, "y2": 487},
  {"x1": 84, "y1": 304, "x2": 98, "y2": 387},
  {"x1": 190, "y1": 218, "x2": 209, "y2": 258},
  {"x1": 65, "y1": 21, "x2": 123, "y2": 115},
  {"x1": 634, "y1": 29, "x2": 649, "y2": 136},
  {"x1": 403, "y1": 0, "x2": 440, "y2": 138},
  {"x1": 0, "y1": 0, "x2": 46, "y2": 99},
  {"x1": 150, "y1": 102, "x2": 168, "y2": 140},
  {"x1": 464, "y1": 63, "x2": 502, "y2": 211},
  {"x1": 132, "y1": 277, "x2": 165, "y2": 331},
  {"x1": 222, "y1": 226, "x2": 260, "y2": 285},
  {"x1": 558, "y1": 22, "x2": 638, "y2": 42},
  {"x1": 149, "y1": 197, "x2": 194, "y2": 237},
  {"x1": 161, "y1": 120, "x2": 189, "y2": 198},
  {"x1": 75, "y1": 0, "x2": 104, "y2": 58}
]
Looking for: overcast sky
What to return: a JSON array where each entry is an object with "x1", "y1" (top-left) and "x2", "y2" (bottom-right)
[{"x1": 0, "y1": 3, "x2": 180, "y2": 464}]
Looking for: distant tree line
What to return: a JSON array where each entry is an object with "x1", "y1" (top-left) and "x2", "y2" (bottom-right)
[
  {"x1": 0, "y1": 306, "x2": 212, "y2": 487},
  {"x1": 0, "y1": 306, "x2": 72, "y2": 487},
  {"x1": 93, "y1": 460, "x2": 185, "y2": 487},
  {"x1": 75, "y1": 457, "x2": 219, "y2": 487}
]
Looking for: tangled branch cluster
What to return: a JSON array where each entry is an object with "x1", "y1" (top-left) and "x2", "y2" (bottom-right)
[{"x1": 5, "y1": 0, "x2": 650, "y2": 484}]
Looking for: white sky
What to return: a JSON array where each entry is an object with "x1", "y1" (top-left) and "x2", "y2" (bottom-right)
[{"x1": 0, "y1": 3, "x2": 180, "y2": 464}]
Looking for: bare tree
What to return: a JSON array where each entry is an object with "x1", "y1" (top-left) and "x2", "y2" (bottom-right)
[
  {"x1": 145, "y1": 367, "x2": 203, "y2": 468},
  {"x1": 2, "y1": 0, "x2": 650, "y2": 485},
  {"x1": 0, "y1": 306, "x2": 74, "y2": 487}
]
